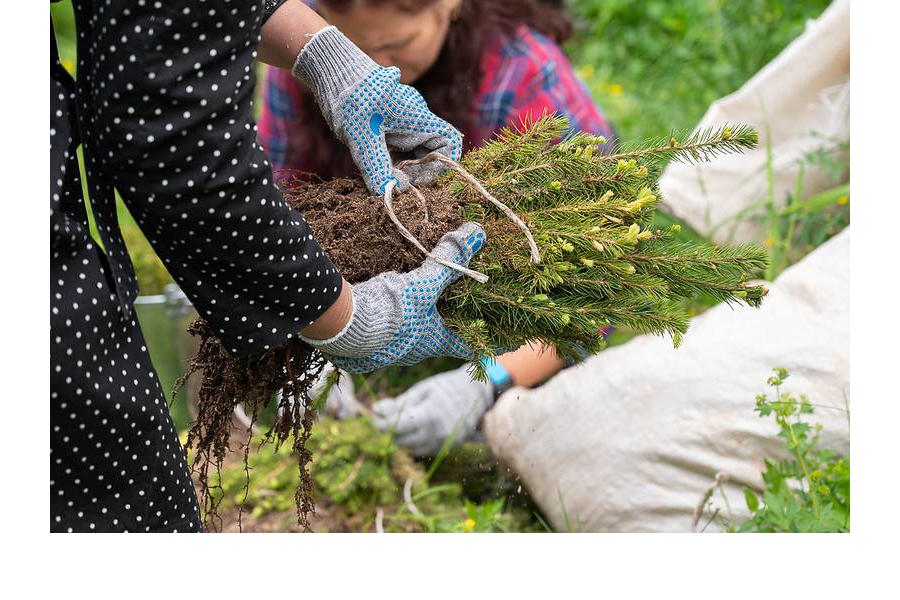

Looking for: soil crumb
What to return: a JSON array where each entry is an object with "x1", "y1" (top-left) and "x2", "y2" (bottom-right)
[{"x1": 281, "y1": 175, "x2": 467, "y2": 283}]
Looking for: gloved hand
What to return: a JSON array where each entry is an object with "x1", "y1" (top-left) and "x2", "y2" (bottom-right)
[
  {"x1": 292, "y1": 26, "x2": 463, "y2": 195},
  {"x1": 372, "y1": 365, "x2": 493, "y2": 457},
  {"x1": 300, "y1": 222, "x2": 486, "y2": 373}
]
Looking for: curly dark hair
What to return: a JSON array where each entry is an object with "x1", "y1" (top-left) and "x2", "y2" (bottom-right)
[{"x1": 284, "y1": 0, "x2": 573, "y2": 181}]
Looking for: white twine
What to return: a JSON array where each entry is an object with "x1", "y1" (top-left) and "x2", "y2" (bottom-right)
[
  {"x1": 403, "y1": 478, "x2": 421, "y2": 516},
  {"x1": 397, "y1": 152, "x2": 542, "y2": 264},
  {"x1": 409, "y1": 183, "x2": 429, "y2": 222},
  {"x1": 374, "y1": 507, "x2": 385, "y2": 533},
  {"x1": 383, "y1": 179, "x2": 489, "y2": 283}
]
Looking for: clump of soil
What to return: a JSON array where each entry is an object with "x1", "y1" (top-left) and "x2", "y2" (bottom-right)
[
  {"x1": 281, "y1": 175, "x2": 467, "y2": 283},
  {"x1": 182, "y1": 175, "x2": 472, "y2": 532}
]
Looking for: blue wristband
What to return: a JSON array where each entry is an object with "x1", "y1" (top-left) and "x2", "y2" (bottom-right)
[{"x1": 481, "y1": 357, "x2": 512, "y2": 402}]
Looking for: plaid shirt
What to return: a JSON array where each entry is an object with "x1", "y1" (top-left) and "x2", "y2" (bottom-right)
[{"x1": 259, "y1": 25, "x2": 615, "y2": 175}]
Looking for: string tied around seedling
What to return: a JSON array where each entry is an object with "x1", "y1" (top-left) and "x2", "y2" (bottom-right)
[{"x1": 381, "y1": 152, "x2": 543, "y2": 284}]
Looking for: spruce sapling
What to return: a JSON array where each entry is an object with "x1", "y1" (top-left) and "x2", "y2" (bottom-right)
[{"x1": 428, "y1": 115, "x2": 767, "y2": 377}]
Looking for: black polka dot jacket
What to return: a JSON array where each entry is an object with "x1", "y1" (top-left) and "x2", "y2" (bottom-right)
[
  {"x1": 54, "y1": 0, "x2": 343, "y2": 357},
  {"x1": 51, "y1": 0, "x2": 341, "y2": 532}
]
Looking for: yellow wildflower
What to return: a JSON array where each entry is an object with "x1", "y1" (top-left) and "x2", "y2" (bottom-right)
[
  {"x1": 464, "y1": 518, "x2": 476, "y2": 532},
  {"x1": 838, "y1": 195, "x2": 849, "y2": 205},
  {"x1": 607, "y1": 83, "x2": 624, "y2": 96}
]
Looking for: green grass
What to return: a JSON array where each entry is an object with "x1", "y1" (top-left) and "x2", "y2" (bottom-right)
[{"x1": 566, "y1": 0, "x2": 833, "y2": 141}]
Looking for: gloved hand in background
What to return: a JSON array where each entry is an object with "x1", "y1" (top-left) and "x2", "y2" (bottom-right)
[
  {"x1": 309, "y1": 364, "x2": 364, "y2": 420},
  {"x1": 372, "y1": 365, "x2": 494, "y2": 457},
  {"x1": 369, "y1": 343, "x2": 569, "y2": 456},
  {"x1": 300, "y1": 222, "x2": 486, "y2": 373},
  {"x1": 276, "y1": 363, "x2": 363, "y2": 420},
  {"x1": 293, "y1": 26, "x2": 462, "y2": 194}
]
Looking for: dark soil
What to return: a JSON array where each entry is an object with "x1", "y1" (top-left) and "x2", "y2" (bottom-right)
[{"x1": 281, "y1": 176, "x2": 467, "y2": 283}]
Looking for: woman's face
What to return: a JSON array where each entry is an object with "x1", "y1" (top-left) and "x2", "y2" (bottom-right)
[{"x1": 319, "y1": 0, "x2": 461, "y2": 84}]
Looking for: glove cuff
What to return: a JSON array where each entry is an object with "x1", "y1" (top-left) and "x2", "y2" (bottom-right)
[
  {"x1": 291, "y1": 26, "x2": 379, "y2": 121},
  {"x1": 299, "y1": 276, "x2": 402, "y2": 358}
]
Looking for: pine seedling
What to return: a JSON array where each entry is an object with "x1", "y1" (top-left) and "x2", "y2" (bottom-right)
[{"x1": 434, "y1": 115, "x2": 766, "y2": 377}]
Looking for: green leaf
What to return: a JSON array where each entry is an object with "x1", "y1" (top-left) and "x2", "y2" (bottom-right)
[{"x1": 743, "y1": 487, "x2": 760, "y2": 513}]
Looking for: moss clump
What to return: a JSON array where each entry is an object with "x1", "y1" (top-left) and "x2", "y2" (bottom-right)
[{"x1": 204, "y1": 417, "x2": 542, "y2": 533}]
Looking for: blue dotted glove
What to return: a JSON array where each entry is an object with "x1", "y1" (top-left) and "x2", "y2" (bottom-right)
[
  {"x1": 300, "y1": 223, "x2": 486, "y2": 374},
  {"x1": 292, "y1": 26, "x2": 462, "y2": 195}
]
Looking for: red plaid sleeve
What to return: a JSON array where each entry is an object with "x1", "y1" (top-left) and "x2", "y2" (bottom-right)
[
  {"x1": 472, "y1": 26, "x2": 616, "y2": 149},
  {"x1": 258, "y1": 65, "x2": 310, "y2": 177}
]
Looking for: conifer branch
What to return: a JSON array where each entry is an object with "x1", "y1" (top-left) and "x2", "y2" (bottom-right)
[{"x1": 436, "y1": 115, "x2": 767, "y2": 363}]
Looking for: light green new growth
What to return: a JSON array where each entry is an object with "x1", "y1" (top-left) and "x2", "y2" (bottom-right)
[{"x1": 438, "y1": 115, "x2": 767, "y2": 376}]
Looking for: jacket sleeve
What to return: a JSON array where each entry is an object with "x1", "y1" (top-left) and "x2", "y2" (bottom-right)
[{"x1": 91, "y1": 0, "x2": 343, "y2": 356}]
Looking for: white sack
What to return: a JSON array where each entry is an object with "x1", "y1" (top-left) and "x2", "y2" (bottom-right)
[
  {"x1": 483, "y1": 0, "x2": 850, "y2": 532},
  {"x1": 659, "y1": 0, "x2": 849, "y2": 244},
  {"x1": 484, "y1": 229, "x2": 849, "y2": 532}
]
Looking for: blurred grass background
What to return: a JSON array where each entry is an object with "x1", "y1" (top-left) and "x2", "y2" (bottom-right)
[{"x1": 568, "y1": 0, "x2": 830, "y2": 140}]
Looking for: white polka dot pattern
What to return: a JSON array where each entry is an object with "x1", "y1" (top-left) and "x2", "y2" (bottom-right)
[
  {"x1": 52, "y1": 28, "x2": 201, "y2": 532},
  {"x1": 69, "y1": 0, "x2": 342, "y2": 357},
  {"x1": 50, "y1": 0, "x2": 348, "y2": 531}
]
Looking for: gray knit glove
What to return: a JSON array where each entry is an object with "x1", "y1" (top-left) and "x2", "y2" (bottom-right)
[
  {"x1": 300, "y1": 222, "x2": 486, "y2": 373},
  {"x1": 372, "y1": 365, "x2": 493, "y2": 457},
  {"x1": 292, "y1": 26, "x2": 463, "y2": 195}
]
